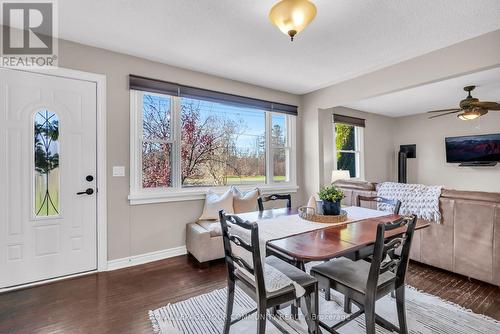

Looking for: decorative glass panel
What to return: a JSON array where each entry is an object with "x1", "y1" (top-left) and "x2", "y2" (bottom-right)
[{"x1": 34, "y1": 110, "x2": 60, "y2": 217}]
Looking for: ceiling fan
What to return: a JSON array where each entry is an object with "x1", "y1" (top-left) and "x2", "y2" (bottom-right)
[{"x1": 427, "y1": 85, "x2": 500, "y2": 120}]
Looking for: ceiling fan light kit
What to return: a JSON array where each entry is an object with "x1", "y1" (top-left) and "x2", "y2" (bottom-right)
[
  {"x1": 457, "y1": 109, "x2": 482, "y2": 121},
  {"x1": 427, "y1": 85, "x2": 500, "y2": 121},
  {"x1": 269, "y1": 0, "x2": 317, "y2": 41}
]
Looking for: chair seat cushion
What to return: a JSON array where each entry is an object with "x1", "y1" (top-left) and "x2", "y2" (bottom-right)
[
  {"x1": 236, "y1": 256, "x2": 317, "y2": 298},
  {"x1": 311, "y1": 258, "x2": 395, "y2": 294},
  {"x1": 266, "y1": 256, "x2": 317, "y2": 288}
]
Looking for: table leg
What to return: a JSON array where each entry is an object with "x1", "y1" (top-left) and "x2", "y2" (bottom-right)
[{"x1": 290, "y1": 260, "x2": 306, "y2": 319}]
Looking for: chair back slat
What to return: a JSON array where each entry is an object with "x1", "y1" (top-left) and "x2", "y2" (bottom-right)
[
  {"x1": 257, "y1": 194, "x2": 292, "y2": 211},
  {"x1": 367, "y1": 215, "x2": 417, "y2": 294},
  {"x1": 231, "y1": 255, "x2": 255, "y2": 275},
  {"x1": 378, "y1": 233, "x2": 405, "y2": 273},
  {"x1": 229, "y1": 234, "x2": 253, "y2": 253},
  {"x1": 219, "y1": 210, "x2": 266, "y2": 298},
  {"x1": 380, "y1": 237, "x2": 406, "y2": 274},
  {"x1": 356, "y1": 195, "x2": 401, "y2": 214}
]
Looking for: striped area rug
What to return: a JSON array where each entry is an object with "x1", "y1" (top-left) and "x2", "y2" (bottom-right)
[{"x1": 149, "y1": 286, "x2": 500, "y2": 334}]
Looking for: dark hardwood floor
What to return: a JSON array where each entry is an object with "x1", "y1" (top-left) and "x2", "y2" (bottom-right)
[
  {"x1": 406, "y1": 261, "x2": 500, "y2": 320},
  {"x1": 0, "y1": 256, "x2": 498, "y2": 333}
]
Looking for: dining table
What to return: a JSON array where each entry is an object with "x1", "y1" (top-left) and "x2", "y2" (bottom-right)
[
  {"x1": 236, "y1": 205, "x2": 430, "y2": 321},
  {"x1": 237, "y1": 206, "x2": 430, "y2": 264}
]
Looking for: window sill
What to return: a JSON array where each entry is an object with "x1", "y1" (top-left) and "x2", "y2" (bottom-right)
[{"x1": 128, "y1": 184, "x2": 300, "y2": 205}]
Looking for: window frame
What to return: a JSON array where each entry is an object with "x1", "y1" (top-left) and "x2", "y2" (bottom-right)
[
  {"x1": 333, "y1": 123, "x2": 365, "y2": 180},
  {"x1": 268, "y1": 112, "x2": 293, "y2": 184},
  {"x1": 129, "y1": 90, "x2": 298, "y2": 204}
]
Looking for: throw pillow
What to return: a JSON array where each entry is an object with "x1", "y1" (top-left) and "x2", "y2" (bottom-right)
[
  {"x1": 232, "y1": 186, "x2": 260, "y2": 213},
  {"x1": 199, "y1": 188, "x2": 234, "y2": 220}
]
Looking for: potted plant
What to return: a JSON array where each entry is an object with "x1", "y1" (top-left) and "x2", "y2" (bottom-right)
[{"x1": 318, "y1": 185, "x2": 344, "y2": 215}]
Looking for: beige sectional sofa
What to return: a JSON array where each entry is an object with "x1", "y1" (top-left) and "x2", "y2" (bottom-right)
[
  {"x1": 186, "y1": 180, "x2": 500, "y2": 286},
  {"x1": 186, "y1": 220, "x2": 225, "y2": 263},
  {"x1": 186, "y1": 187, "x2": 262, "y2": 263},
  {"x1": 334, "y1": 180, "x2": 500, "y2": 286}
]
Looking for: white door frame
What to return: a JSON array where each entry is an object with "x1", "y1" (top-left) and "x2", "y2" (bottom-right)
[{"x1": 1, "y1": 67, "x2": 107, "y2": 286}]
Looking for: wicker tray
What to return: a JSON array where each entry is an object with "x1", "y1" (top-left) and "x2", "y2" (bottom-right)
[{"x1": 298, "y1": 206, "x2": 348, "y2": 225}]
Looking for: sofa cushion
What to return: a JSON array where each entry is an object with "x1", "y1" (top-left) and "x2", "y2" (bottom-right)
[
  {"x1": 199, "y1": 188, "x2": 234, "y2": 220},
  {"x1": 197, "y1": 220, "x2": 222, "y2": 237},
  {"x1": 334, "y1": 179, "x2": 376, "y2": 191},
  {"x1": 442, "y1": 188, "x2": 500, "y2": 203},
  {"x1": 232, "y1": 186, "x2": 260, "y2": 213}
]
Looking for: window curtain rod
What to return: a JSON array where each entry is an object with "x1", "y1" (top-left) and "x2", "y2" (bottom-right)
[{"x1": 129, "y1": 74, "x2": 298, "y2": 116}]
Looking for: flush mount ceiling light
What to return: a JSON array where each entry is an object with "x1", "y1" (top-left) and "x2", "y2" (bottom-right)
[{"x1": 269, "y1": 0, "x2": 317, "y2": 41}]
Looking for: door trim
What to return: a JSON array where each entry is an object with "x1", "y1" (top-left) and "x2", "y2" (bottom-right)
[{"x1": 2, "y1": 67, "x2": 108, "y2": 277}]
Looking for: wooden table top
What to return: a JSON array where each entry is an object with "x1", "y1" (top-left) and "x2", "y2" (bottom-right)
[{"x1": 238, "y1": 207, "x2": 429, "y2": 262}]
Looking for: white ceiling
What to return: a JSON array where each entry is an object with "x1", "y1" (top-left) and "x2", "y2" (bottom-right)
[
  {"x1": 345, "y1": 66, "x2": 500, "y2": 117},
  {"x1": 57, "y1": 0, "x2": 500, "y2": 94}
]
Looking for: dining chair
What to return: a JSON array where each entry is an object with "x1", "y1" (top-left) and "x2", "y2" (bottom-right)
[
  {"x1": 310, "y1": 215, "x2": 417, "y2": 334},
  {"x1": 257, "y1": 194, "x2": 292, "y2": 212},
  {"x1": 256, "y1": 193, "x2": 301, "y2": 320},
  {"x1": 356, "y1": 195, "x2": 402, "y2": 214},
  {"x1": 219, "y1": 210, "x2": 320, "y2": 334},
  {"x1": 345, "y1": 196, "x2": 402, "y2": 263}
]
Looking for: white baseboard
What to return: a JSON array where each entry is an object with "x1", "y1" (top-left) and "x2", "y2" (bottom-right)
[{"x1": 107, "y1": 245, "x2": 187, "y2": 271}]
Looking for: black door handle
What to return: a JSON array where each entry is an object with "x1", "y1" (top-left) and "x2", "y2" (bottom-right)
[{"x1": 77, "y1": 188, "x2": 94, "y2": 195}]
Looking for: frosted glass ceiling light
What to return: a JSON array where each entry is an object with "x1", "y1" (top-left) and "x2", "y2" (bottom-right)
[{"x1": 269, "y1": 0, "x2": 317, "y2": 41}]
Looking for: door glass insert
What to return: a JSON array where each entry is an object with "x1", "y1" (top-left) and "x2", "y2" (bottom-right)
[{"x1": 34, "y1": 110, "x2": 60, "y2": 217}]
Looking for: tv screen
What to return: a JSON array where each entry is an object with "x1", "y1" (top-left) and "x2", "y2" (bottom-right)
[{"x1": 445, "y1": 134, "x2": 500, "y2": 163}]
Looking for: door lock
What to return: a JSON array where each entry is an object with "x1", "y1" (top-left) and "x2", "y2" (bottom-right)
[{"x1": 77, "y1": 188, "x2": 94, "y2": 195}]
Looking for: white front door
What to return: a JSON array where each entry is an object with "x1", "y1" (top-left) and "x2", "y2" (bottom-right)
[{"x1": 0, "y1": 69, "x2": 97, "y2": 288}]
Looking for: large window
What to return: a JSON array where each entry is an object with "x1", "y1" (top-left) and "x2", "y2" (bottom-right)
[
  {"x1": 130, "y1": 88, "x2": 296, "y2": 203},
  {"x1": 334, "y1": 122, "x2": 364, "y2": 179}
]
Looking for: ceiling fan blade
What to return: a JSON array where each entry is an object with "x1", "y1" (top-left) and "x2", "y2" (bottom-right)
[
  {"x1": 469, "y1": 101, "x2": 500, "y2": 110},
  {"x1": 428, "y1": 110, "x2": 462, "y2": 119},
  {"x1": 426, "y1": 108, "x2": 460, "y2": 113}
]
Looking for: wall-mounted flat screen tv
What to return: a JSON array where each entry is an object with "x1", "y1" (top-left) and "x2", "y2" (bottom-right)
[{"x1": 445, "y1": 134, "x2": 500, "y2": 163}]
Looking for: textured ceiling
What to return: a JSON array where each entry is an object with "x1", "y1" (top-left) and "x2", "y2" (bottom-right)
[
  {"x1": 57, "y1": 0, "x2": 500, "y2": 94},
  {"x1": 345, "y1": 67, "x2": 500, "y2": 117}
]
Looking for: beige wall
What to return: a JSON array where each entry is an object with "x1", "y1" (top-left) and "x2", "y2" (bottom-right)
[
  {"x1": 393, "y1": 112, "x2": 500, "y2": 192},
  {"x1": 6, "y1": 28, "x2": 500, "y2": 262},
  {"x1": 300, "y1": 29, "x2": 500, "y2": 199},
  {"x1": 57, "y1": 40, "x2": 300, "y2": 261},
  {"x1": 320, "y1": 107, "x2": 396, "y2": 187}
]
